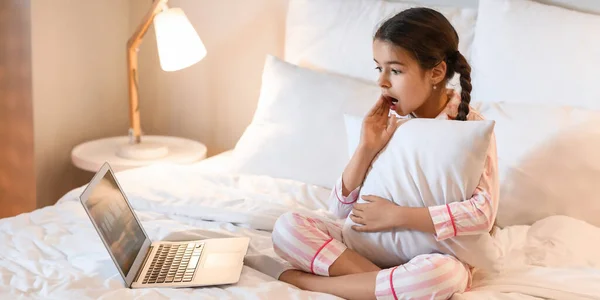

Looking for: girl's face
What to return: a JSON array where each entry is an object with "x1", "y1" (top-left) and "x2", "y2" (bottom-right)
[{"x1": 373, "y1": 39, "x2": 436, "y2": 117}]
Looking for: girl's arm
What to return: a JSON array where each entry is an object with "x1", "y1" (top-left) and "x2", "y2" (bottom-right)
[
  {"x1": 328, "y1": 96, "x2": 401, "y2": 219},
  {"x1": 328, "y1": 146, "x2": 378, "y2": 219},
  {"x1": 342, "y1": 146, "x2": 378, "y2": 195},
  {"x1": 396, "y1": 136, "x2": 499, "y2": 240}
]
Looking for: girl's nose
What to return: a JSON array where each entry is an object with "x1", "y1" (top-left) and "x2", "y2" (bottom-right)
[{"x1": 378, "y1": 75, "x2": 391, "y2": 88}]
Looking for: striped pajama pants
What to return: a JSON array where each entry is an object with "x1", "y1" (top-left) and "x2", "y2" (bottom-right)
[{"x1": 272, "y1": 212, "x2": 471, "y2": 300}]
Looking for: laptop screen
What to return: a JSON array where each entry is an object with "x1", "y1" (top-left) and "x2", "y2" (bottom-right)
[{"x1": 83, "y1": 170, "x2": 147, "y2": 276}]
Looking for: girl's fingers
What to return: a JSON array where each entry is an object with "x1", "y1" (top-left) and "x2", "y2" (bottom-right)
[
  {"x1": 387, "y1": 115, "x2": 398, "y2": 131},
  {"x1": 375, "y1": 96, "x2": 388, "y2": 116},
  {"x1": 368, "y1": 96, "x2": 385, "y2": 117},
  {"x1": 350, "y1": 214, "x2": 366, "y2": 225}
]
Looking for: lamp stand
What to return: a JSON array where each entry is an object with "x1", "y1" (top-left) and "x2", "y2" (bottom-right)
[{"x1": 118, "y1": 0, "x2": 169, "y2": 160}]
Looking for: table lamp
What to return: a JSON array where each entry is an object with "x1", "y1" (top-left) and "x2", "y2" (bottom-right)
[{"x1": 118, "y1": 0, "x2": 206, "y2": 160}]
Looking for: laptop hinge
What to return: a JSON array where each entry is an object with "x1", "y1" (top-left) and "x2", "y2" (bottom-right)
[{"x1": 133, "y1": 245, "x2": 154, "y2": 285}]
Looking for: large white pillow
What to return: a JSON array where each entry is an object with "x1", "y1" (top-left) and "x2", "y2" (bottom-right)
[
  {"x1": 471, "y1": 0, "x2": 600, "y2": 110},
  {"x1": 285, "y1": 0, "x2": 477, "y2": 83},
  {"x1": 231, "y1": 55, "x2": 379, "y2": 189},
  {"x1": 474, "y1": 102, "x2": 600, "y2": 228},
  {"x1": 342, "y1": 115, "x2": 501, "y2": 271}
]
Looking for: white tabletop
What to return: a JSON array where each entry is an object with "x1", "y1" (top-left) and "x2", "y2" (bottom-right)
[{"x1": 71, "y1": 135, "x2": 207, "y2": 172}]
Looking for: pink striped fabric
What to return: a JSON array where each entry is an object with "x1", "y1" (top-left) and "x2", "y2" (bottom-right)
[
  {"x1": 426, "y1": 93, "x2": 498, "y2": 241},
  {"x1": 271, "y1": 212, "x2": 346, "y2": 276},
  {"x1": 271, "y1": 210, "x2": 472, "y2": 299},
  {"x1": 374, "y1": 254, "x2": 470, "y2": 300},
  {"x1": 328, "y1": 176, "x2": 361, "y2": 219}
]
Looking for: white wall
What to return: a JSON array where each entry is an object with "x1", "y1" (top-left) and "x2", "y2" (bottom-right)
[
  {"x1": 133, "y1": 0, "x2": 289, "y2": 156},
  {"x1": 31, "y1": 0, "x2": 130, "y2": 207}
]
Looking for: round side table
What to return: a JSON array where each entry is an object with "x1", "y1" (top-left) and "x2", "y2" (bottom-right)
[{"x1": 71, "y1": 136, "x2": 207, "y2": 173}]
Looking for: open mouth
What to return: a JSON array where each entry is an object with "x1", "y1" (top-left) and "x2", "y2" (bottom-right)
[{"x1": 385, "y1": 95, "x2": 399, "y2": 107}]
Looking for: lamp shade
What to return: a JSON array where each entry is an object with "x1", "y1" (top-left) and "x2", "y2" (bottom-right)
[{"x1": 153, "y1": 7, "x2": 206, "y2": 72}]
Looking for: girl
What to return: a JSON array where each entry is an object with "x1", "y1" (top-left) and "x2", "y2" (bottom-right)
[{"x1": 272, "y1": 7, "x2": 498, "y2": 300}]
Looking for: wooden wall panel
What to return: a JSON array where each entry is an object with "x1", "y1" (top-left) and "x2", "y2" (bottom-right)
[{"x1": 0, "y1": 0, "x2": 36, "y2": 218}]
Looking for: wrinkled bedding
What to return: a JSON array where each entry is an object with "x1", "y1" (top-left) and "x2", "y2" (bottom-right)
[{"x1": 1, "y1": 161, "x2": 599, "y2": 299}]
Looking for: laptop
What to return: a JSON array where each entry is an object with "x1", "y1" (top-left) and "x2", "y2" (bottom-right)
[{"x1": 79, "y1": 162, "x2": 250, "y2": 288}]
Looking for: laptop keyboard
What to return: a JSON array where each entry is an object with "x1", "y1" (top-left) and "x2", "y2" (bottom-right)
[{"x1": 142, "y1": 242, "x2": 205, "y2": 284}]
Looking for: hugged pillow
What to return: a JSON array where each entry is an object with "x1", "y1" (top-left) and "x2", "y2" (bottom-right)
[
  {"x1": 471, "y1": 0, "x2": 600, "y2": 109},
  {"x1": 342, "y1": 115, "x2": 501, "y2": 270},
  {"x1": 474, "y1": 102, "x2": 600, "y2": 228},
  {"x1": 231, "y1": 55, "x2": 379, "y2": 188}
]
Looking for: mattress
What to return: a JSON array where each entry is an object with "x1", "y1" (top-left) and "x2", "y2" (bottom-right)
[{"x1": 1, "y1": 155, "x2": 599, "y2": 299}]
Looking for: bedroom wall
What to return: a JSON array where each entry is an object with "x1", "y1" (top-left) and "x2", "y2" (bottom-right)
[
  {"x1": 9, "y1": 0, "x2": 286, "y2": 212},
  {"x1": 132, "y1": 0, "x2": 289, "y2": 156},
  {"x1": 30, "y1": 0, "x2": 130, "y2": 208},
  {"x1": 0, "y1": 0, "x2": 36, "y2": 218}
]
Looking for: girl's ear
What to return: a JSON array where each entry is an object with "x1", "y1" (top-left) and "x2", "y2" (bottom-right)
[{"x1": 430, "y1": 61, "x2": 447, "y2": 86}]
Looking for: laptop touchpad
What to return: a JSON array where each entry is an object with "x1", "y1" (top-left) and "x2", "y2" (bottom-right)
[{"x1": 203, "y1": 253, "x2": 242, "y2": 268}]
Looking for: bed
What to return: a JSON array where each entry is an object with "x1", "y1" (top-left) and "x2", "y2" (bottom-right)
[
  {"x1": 3, "y1": 0, "x2": 600, "y2": 299},
  {"x1": 2, "y1": 155, "x2": 600, "y2": 300}
]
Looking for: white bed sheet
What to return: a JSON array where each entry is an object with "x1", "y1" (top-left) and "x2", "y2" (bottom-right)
[
  {"x1": 1, "y1": 155, "x2": 599, "y2": 299},
  {"x1": 190, "y1": 151, "x2": 234, "y2": 173}
]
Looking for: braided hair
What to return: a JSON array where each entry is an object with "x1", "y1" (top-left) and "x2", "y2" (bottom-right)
[{"x1": 374, "y1": 7, "x2": 472, "y2": 120}]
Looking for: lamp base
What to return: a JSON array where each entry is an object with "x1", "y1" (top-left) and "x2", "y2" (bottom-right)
[{"x1": 116, "y1": 141, "x2": 169, "y2": 160}]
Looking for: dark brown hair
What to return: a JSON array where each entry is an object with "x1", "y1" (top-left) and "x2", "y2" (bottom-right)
[{"x1": 374, "y1": 7, "x2": 471, "y2": 121}]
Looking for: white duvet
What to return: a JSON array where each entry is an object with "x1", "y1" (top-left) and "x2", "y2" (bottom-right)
[{"x1": 1, "y1": 163, "x2": 599, "y2": 300}]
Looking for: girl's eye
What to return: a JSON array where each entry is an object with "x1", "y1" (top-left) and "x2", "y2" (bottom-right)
[
  {"x1": 375, "y1": 66, "x2": 383, "y2": 72},
  {"x1": 391, "y1": 69, "x2": 402, "y2": 75}
]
